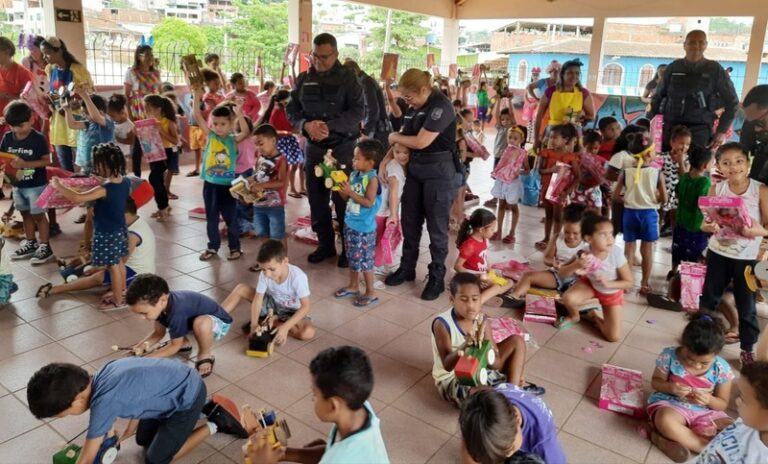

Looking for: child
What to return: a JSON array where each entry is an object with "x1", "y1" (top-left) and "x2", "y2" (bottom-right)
[
  {"x1": 613, "y1": 132, "x2": 666, "y2": 294},
  {"x1": 0, "y1": 238, "x2": 16, "y2": 304},
  {"x1": 660, "y1": 125, "x2": 692, "y2": 235},
  {"x1": 260, "y1": 89, "x2": 305, "y2": 198},
  {"x1": 509, "y1": 204, "x2": 587, "y2": 303},
  {"x1": 335, "y1": 139, "x2": 382, "y2": 308},
  {"x1": 647, "y1": 312, "x2": 734, "y2": 462},
  {"x1": 51, "y1": 143, "x2": 131, "y2": 310},
  {"x1": 607, "y1": 124, "x2": 648, "y2": 238},
  {"x1": 568, "y1": 129, "x2": 605, "y2": 213},
  {"x1": 227, "y1": 72, "x2": 261, "y2": 121},
  {"x1": 37, "y1": 197, "x2": 155, "y2": 299},
  {"x1": 432, "y1": 273, "x2": 542, "y2": 407},
  {"x1": 490, "y1": 126, "x2": 530, "y2": 243},
  {"x1": 161, "y1": 89, "x2": 185, "y2": 200},
  {"x1": 455, "y1": 208, "x2": 496, "y2": 276},
  {"x1": 670, "y1": 146, "x2": 712, "y2": 275},
  {"x1": 204, "y1": 53, "x2": 229, "y2": 92},
  {"x1": 234, "y1": 115, "x2": 257, "y2": 238},
  {"x1": 483, "y1": 99, "x2": 516, "y2": 208},
  {"x1": 534, "y1": 123, "x2": 580, "y2": 250},
  {"x1": 65, "y1": 89, "x2": 115, "y2": 174},
  {"x1": 459, "y1": 386, "x2": 566, "y2": 464},
  {"x1": 2, "y1": 100, "x2": 54, "y2": 264},
  {"x1": 374, "y1": 142, "x2": 408, "y2": 275},
  {"x1": 476, "y1": 81, "x2": 490, "y2": 131},
  {"x1": 247, "y1": 346, "x2": 389, "y2": 464},
  {"x1": 193, "y1": 88, "x2": 249, "y2": 261},
  {"x1": 692, "y1": 361, "x2": 768, "y2": 463},
  {"x1": 107, "y1": 94, "x2": 135, "y2": 161},
  {"x1": 126, "y1": 273, "x2": 237, "y2": 377},
  {"x1": 142, "y1": 94, "x2": 177, "y2": 221},
  {"x1": 27, "y1": 358, "x2": 224, "y2": 463},
  {"x1": 560, "y1": 214, "x2": 634, "y2": 341},
  {"x1": 228, "y1": 239, "x2": 314, "y2": 344},
  {"x1": 597, "y1": 116, "x2": 621, "y2": 161},
  {"x1": 185, "y1": 69, "x2": 225, "y2": 177},
  {"x1": 699, "y1": 142, "x2": 768, "y2": 367}
]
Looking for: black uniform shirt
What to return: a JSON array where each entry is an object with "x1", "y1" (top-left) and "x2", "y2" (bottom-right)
[{"x1": 401, "y1": 90, "x2": 456, "y2": 154}]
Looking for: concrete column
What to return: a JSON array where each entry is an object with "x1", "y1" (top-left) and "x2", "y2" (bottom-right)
[
  {"x1": 742, "y1": 15, "x2": 767, "y2": 99},
  {"x1": 41, "y1": 0, "x2": 87, "y2": 65},
  {"x1": 288, "y1": 0, "x2": 313, "y2": 54},
  {"x1": 585, "y1": 16, "x2": 607, "y2": 93},
  {"x1": 441, "y1": 18, "x2": 459, "y2": 68}
]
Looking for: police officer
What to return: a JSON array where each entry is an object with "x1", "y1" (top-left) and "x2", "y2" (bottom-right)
[
  {"x1": 743, "y1": 85, "x2": 768, "y2": 182},
  {"x1": 383, "y1": 69, "x2": 461, "y2": 301},
  {"x1": 286, "y1": 33, "x2": 364, "y2": 267},
  {"x1": 343, "y1": 59, "x2": 391, "y2": 149},
  {"x1": 648, "y1": 30, "x2": 738, "y2": 151}
]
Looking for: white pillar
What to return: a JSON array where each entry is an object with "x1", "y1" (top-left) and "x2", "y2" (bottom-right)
[
  {"x1": 441, "y1": 18, "x2": 459, "y2": 68},
  {"x1": 288, "y1": 0, "x2": 313, "y2": 54},
  {"x1": 586, "y1": 16, "x2": 607, "y2": 93},
  {"x1": 41, "y1": 0, "x2": 87, "y2": 64},
  {"x1": 742, "y1": 15, "x2": 767, "y2": 99}
]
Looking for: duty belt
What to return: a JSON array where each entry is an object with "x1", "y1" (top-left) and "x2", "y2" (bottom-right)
[{"x1": 410, "y1": 151, "x2": 454, "y2": 164}]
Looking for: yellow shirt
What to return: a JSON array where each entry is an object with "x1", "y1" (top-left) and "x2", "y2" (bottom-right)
[
  {"x1": 46, "y1": 63, "x2": 94, "y2": 147},
  {"x1": 157, "y1": 117, "x2": 175, "y2": 149},
  {"x1": 548, "y1": 87, "x2": 585, "y2": 126}
]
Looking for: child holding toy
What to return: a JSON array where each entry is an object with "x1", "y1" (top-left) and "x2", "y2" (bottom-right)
[
  {"x1": 490, "y1": 126, "x2": 530, "y2": 243},
  {"x1": 699, "y1": 142, "x2": 768, "y2": 367},
  {"x1": 65, "y1": 89, "x2": 115, "y2": 174},
  {"x1": 333, "y1": 139, "x2": 382, "y2": 308},
  {"x1": 431, "y1": 273, "x2": 543, "y2": 407},
  {"x1": 454, "y1": 208, "x2": 498, "y2": 280},
  {"x1": 142, "y1": 94, "x2": 177, "y2": 221},
  {"x1": 559, "y1": 214, "x2": 634, "y2": 340},
  {"x1": 185, "y1": 69, "x2": 224, "y2": 176},
  {"x1": 568, "y1": 129, "x2": 605, "y2": 213},
  {"x1": 234, "y1": 115, "x2": 257, "y2": 237},
  {"x1": 107, "y1": 94, "x2": 135, "y2": 160},
  {"x1": 374, "y1": 141, "x2": 408, "y2": 275},
  {"x1": 483, "y1": 98, "x2": 516, "y2": 208}
]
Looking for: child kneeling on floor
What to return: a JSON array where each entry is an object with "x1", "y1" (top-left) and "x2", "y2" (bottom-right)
[
  {"x1": 26, "y1": 358, "x2": 226, "y2": 463},
  {"x1": 126, "y1": 273, "x2": 238, "y2": 378},
  {"x1": 431, "y1": 273, "x2": 544, "y2": 408},
  {"x1": 247, "y1": 346, "x2": 390, "y2": 464},
  {"x1": 460, "y1": 385, "x2": 566, "y2": 464}
]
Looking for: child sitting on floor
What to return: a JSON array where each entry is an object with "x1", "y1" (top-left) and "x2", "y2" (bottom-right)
[
  {"x1": 460, "y1": 385, "x2": 566, "y2": 464},
  {"x1": 455, "y1": 208, "x2": 496, "y2": 277},
  {"x1": 431, "y1": 273, "x2": 543, "y2": 408}
]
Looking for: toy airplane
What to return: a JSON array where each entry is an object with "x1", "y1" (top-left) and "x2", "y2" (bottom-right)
[
  {"x1": 313, "y1": 150, "x2": 348, "y2": 191},
  {"x1": 454, "y1": 315, "x2": 496, "y2": 387},
  {"x1": 246, "y1": 308, "x2": 276, "y2": 358}
]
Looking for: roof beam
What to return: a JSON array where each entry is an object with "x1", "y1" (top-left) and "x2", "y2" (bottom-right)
[{"x1": 345, "y1": 0, "x2": 455, "y2": 18}]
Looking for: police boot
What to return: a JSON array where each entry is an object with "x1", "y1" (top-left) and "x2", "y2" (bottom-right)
[
  {"x1": 384, "y1": 266, "x2": 416, "y2": 286},
  {"x1": 421, "y1": 273, "x2": 445, "y2": 301},
  {"x1": 307, "y1": 246, "x2": 337, "y2": 264}
]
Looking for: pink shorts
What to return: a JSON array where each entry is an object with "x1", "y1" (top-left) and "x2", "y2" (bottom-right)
[{"x1": 648, "y1": 401, "x2": 731, "y2": 436}]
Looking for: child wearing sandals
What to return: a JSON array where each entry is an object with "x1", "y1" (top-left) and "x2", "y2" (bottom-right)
[
  {"x1": 51, "y1": 143, "x2": 131, "y2": 310},
  {"x1": 126, "y1": 273, "x2": 237, "y2": 377},
  {"x1": 490, "y1": 125, "x2": 530, "y2": 244},
  {"x1": 559, "y1": 214, "x2": 633, "y2": 341},
  {"x1": 260, "y1": 89, "x2": 305, "y2": 198},
  {"x1": 647, "y1": 312, "x2": 734, "y2": 463},
  {"x1": 142, "y1": 95, "x2": 177, "y2": 221}
]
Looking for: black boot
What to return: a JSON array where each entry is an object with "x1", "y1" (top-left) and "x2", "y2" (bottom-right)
[
  {"x1": 421, "y1": 273, "x2": 445, "y2": 301},
  {"x1": 307, "y1": 246, "x2": 336, "y2": 263},
  {"x1": 337, "y1": 246, "x2": 349, "y2": 268},
  {"x1": 384, "y1": 267, "x2": 416, "y2": 286}
]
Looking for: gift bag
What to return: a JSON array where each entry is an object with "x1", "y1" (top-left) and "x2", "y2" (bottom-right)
[
  {"x1": 521, "y1": 170, "x2": 541, "y2": 206},
  {"x1": 492, "y1": 146, "x2": 527, "y2": 183},
  {"x1": 544, "y1": 162, "x2": 573, "y2": 205},
  {"x1": 679, "y1": 261, "x2": 706, "y2": 311},
  {"x1": 127, "y1": 175, "x2": 154, "y2": 208},
  {"x1": 579, "y1": 152, "x2": 607, "y2": 189},
  {"x1": 380, "y1": 222, "x2": 403, "y2": 265},
  {"x1": 523, "y1": 289, "x2": 558, "y2": 324},
  {"x1": 35, "y1": 177, "x2": 101, "y2": 209},
  {"x1": 490, "y1": 317, "x2": 530, "y2": 343},
  {"x1": 599, "y1": 364, "x2": 645, "y2": 418},
  {"x1": 134, "y1": 119, "x2": 166, "y2": 163}
]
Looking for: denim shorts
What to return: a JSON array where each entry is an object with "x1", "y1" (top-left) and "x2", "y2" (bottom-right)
[
  {"x1": 165, "y1": 147, "x2": 180, "y2": 173},
  {"x1": 622, "y1": 208, "x2": 659, "y2": 242},
  {"x1": 549, "y1": 269, "x2": 577, "y2": 293},
  {"x1": 253, "y1": 206, "x2": 286, "y2": 240},
  {"x1": 13, "y1": 185, "x2": 46, "y2": 214}
]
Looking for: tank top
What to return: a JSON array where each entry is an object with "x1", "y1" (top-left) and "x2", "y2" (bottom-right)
[
  {"x1": 344, "y1": 170, "x2": 381, "y2": 233},
  {"x1": 555, "y1": 237, "x2": 585, "y2": 263},
  {"x1": 623, "y1": 166, "x2": 661, "y2": 209},
  {"x1": 708, "y1": 179, "x2": 763, "y2": 260},
  {"x1": 430, "y1": 308, "x2": 466, "y2": 386}
]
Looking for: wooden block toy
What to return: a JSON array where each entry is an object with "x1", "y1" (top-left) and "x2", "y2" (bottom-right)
[
  {"x1": 245, "y1": 309, "x2": 276, "y2": 357},
  {"x1": 242, "y1": 406, "x2": 292, "y2": 464},
  {"x1": 53, "y1": 432, "x2": 119, "y2": 464},
  {"x1": 313, "y1": 150, "x2": 347, "y2": 191},
  {"x1": 111, "y1": 341, "x2": 150, "y2": 357},
  {"x1": 455, "y1": 315, "x2": 497, "y2": 387},
  {"x1": 229, "y1": 175, "x2": 263, "y2": 205},
  {"x1": 181, "y1": 54, "x2": 204, "y2": 89}
]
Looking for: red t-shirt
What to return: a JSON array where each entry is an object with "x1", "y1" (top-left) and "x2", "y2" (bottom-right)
[
  {"x1": 459, "y1": 236, "x2": 488, "y2": 272},
  {"x1": 202, "y1": 91, "x2": 225, "y2": 122},
  {"x1": 597, "y1": 141, "x2": 615, "y2": 162},
  {"x1": 269, "y1": 106, "x2": 295, "y2": 134},
  {"x1": 0, "y1": 63, "x2": 33, "y2": 116}
]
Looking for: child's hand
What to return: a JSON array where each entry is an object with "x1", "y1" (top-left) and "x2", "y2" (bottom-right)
[
  {"x1": 741, "y1": 223, "x2": 768, "y2": 238},
  {"x1": 272, "y1": 325, "x2": 290, "y2": 346},
  {"x1": 9, "y1": 158, "x2": 25, "y2": 169},
  {"x1": 701, "y1": 221, "x2": 720, "y2": 235},
  {"x1": 670, "y1": 382, "x2": 692, "y2": 398},
  {"x1": 50, "y1": 176, "x2": 63, "y2": 190},
  {"x1": 386, "y1": 215, "x2": 399, "y2": 226},
  {"x1": 247, "y1": 429, "x2": 286, "y2": 464},
  {"x1": 338, "y1": 181, "x2": 352, "y2": 196},
  {"x1": 690, "y1": 390, "x2": 712, "y2": 406}
]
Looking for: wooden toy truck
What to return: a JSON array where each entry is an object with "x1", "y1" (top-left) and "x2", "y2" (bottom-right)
[
  {"x1": 313, "y1": 150, "x2": 347, "y2": 191},
  {"x1": 246, "y1": 308, "x2": 276, "y2": 357},
  {"x1": 454, "y1": 315, "x2": 496, "y2": 387},
  {"x1": 242, "y1": 406, "x2": 292, "y2": 464},
  {"x1": 181, "y1": 54, "x2": 205, "y2": 90}
]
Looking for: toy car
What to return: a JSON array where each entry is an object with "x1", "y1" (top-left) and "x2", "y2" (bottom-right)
[
  {"x1": 245, "y1": 309, "x2": 276, "y2": 358},
  {"x1": 313, "y1": 150, "x2": 347, "y2": 191},
  {"x1": 53, "y1": 432, "x2": 119, "y2": 464},
  {"x1": 454, "y1": 315, "x2": 496, "y2": 387}
]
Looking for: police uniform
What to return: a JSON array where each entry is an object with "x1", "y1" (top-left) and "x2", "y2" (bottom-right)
[
  {"x1": 744, "y1": 121, "x2": 768, "y2": 183},
  {"x1": 286, "y1": 61, "x2": 365, "y2": 259},
  {"x1": 387, "y1": 90, "x2": 461, "y2": 292},
  {"x1": 649, "y1": 58, "x2": 738, "y2": 150},
  {"x1": 358, "y1": 71, "x2": 391, "y2": 149}
]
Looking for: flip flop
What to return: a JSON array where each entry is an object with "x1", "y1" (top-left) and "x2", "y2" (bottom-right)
[
  {"x1": 199, "y1": 249, "x2": 217, "y2": 261},
  {"x1": 724, "y1": 331, "x2": 740, "y2": 345},
  {"x1": 353, "y1": 295, "x2": 379, "y2": 307},
  {"x1": 227, "y1": 250, "x2": 243, "y2": 261},
  {"x1": 248, "y1": 263, "x2": 262, "y2": 273},
  {"x1": 555, "y1": 316, "x2": 579, "y2": 331},
  {"x1": 489, "y1": 232, "x2": 501, "y2": 241},
  {"x1": 579, "y1": 306, "x2": 602, "y2": 318},
  {"x1": 334, "y1": 287, "x2": 359, "y2": 299},
  {"x1": 521, "y1": 381, "x2": 546, "y2": 396},
  {"x1": 168, "y1": 193, "x2": 179, "y2": 200},
  {"x1": 195, "y1": 356, "x2": 215, "y2": 378},
  {"x1": 288, "y1": 192, "x2": 303, "y2": 199},
  {"x1": 36, "y1": 282, "x2": 52, "y2": 298},
  {"x1": 502, "y1": 234, "x2": 516, "y2": 244},
  {"x1": 534, "y1": 240, "x2": 548, "y2": 251}
]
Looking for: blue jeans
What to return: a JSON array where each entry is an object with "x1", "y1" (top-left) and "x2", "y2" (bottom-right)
[
  {"x1": 203, "y1": 181, "x2": 240, "y2": 251},
  {"x1": 253, "y1": 206, "x2": 286, "y2": 240},
  {"x1": 55, "y1": 145, "x2": 75, "y2": 172},
  {"x1": 236, "y1": 169, "x2": 254, "y2": 233}
]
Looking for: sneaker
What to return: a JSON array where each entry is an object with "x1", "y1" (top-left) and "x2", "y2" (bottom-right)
[
  {"x1": 421, "y1": 274, "x2": 445, "y2": 301},
  {"x1": 12, "y1": 240, "x2": 38, "y2": 260},
  {"x1": 385, "y1": 267, "x2": 416, "y2": 286},
  {"x1": 741, "y1": 350, "x2": 756, "y2": 367},
  {"x1": 30, "y1": 243, "x2": 55, "y2": 264},
  {"x1": 49, "y1": 223, "x2": 62, "y2": 237}
]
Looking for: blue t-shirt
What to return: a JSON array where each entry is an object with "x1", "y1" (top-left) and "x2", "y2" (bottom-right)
[
  {"x1": 319, "y1": 401, "x2": 389, "y2": 464},
  {"x1": 158, "y1": 290, "x2": 233, "y2": 339},
  {"x1": 76, "y1": 118, "x2": 116, "y2": 169},
  {"x1": 496, "y1": 383, "x2": 566, "y2": 464},
  {"x1": 344, "y1": 169, "x2": 381, "y2": 233},
  {"x1": 87, "y1": 357, "x2": 204, "y2": 439},
  {"x1": 0, "y1": 130, "x2": 49, "y2": 188},
  {"x1": 93, "y1": 177, "x2": 130, "y2": 233}
]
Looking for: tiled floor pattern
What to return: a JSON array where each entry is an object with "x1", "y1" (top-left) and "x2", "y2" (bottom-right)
[{"x1": 0, "y1": 130, "x2": 763, "y2": 464}]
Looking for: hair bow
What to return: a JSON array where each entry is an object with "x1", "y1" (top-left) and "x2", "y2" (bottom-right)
[
  {"x1": 139, "y1": 35, "x2": 155, "y2": 47},
  {"x1": 631, "y1": 145, "x2": 656, "y2": 183}
]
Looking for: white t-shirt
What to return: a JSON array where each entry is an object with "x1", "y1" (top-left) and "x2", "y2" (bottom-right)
[
  {"x1": 708, "y1": 179, "x2": 763, "y2": 260},
  {"x1": 256, "y1": 264, "x2": 310, "y2": 310},
  {"x1": 114, "y1": 120, "x2": 135, "y2": 156},
  {"x1": 378, "y1": 161, "x2": 406, "y2": 218},
  {"x1": 555, "y1": 236, "x2": 586, "y2": 263},
  {"x1": 586, "y1": 245, "x2": 627, "y2": 294},
  {"x1": 690, "y1": 419, "x2": 768, "y2": 464},
  {"x1": 127, "y1": 217, "x2": 156, "y2": 275}
]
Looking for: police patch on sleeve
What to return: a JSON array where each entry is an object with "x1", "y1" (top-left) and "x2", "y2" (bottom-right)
[{"x1": 430, "y1": 107, "x2": 444, "y2": 120}]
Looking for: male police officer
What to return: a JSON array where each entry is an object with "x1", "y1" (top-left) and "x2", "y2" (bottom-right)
[
  {"x1": 343, "y1": 59, "x2": 391, "y2": 149},
  {"x1": 287, "y1": 33, "x2": 364, "y2": 267},
  {"x1": 743, "y1": 85, "x2": 768, "y2": 182},
  {"x1": 648, "y1": 30, "x2": 738, "y2": 150}
]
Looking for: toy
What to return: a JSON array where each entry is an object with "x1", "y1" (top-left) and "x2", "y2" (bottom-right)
[
  {"x1": 698, "y1": 196, "x2": 753, "y2": 239},
  {"x1": 455, "y1": 315, "x2": 496, "y2": 387},
  {"x1": 490, "y1": 259, "x2": 535, "y2": 282},
  {"x1": 313, "y1": 150, "x2": 348, "y2": 191},
  {"x1": 544, "y1": 161, "x2": 574, "y2": 205},
  {"x1": 246, "y1": 308, "x2": 276, "y2": 357},
  {"x1": 679, "y1": 261, "x2": 706, "y2": 311},
  {"x1": 59, "y1": 260, "x2": 92, "y2": 283},
  {"x1": 379, "y1": 222, "x2": 402, "y2": 265},
  {"x1": 202, "y1": 394, "x2": 250, "y2": 438},
  {"x1": 241, "y1": 406, "x2": 292, "y2": 464},
  {"x1": 523, "y1": 288, "x2": 558, "y2": 324},
  {"x1": 181, "y1": 54, "x2": 205, "y2": 90},
  {"x1": 134, "y1": 119, "x2": 167, "y2": 163},
  {"x1": 745, "y1": 260, "x2": 768, "y2": 300},
  {"x1": 111, "y1": 341, "x2": 151, "y2": 357},
  {"x1": 486, "y1": 270, "x2": 509, "y2": 287},
  {"x1": 599, "y1": 364, "x2": 645, "y2": 418},
  {"x1": 230, "y1": 175, "x2": 263, "y2": 205},
  {"x1": 52, "y1": 431, "x2": 119, "y2": 464},
  {"x1": 491, "y1": 145, "x2": 527, "y2": 183},
  {"x1": 36, "y1": 177, "x2": 102, "y2": 210},
  {"x1": 0, "y1": 218, "x2": 24, "y2": 239}
]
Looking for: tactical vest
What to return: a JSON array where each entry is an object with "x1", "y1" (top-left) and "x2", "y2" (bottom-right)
[
  {"x1": 298, "y1": 65, "x2": 358, "y2": 148},
  {"x1": 662, "y1": 59, "x2": 722, "y2": 126}
]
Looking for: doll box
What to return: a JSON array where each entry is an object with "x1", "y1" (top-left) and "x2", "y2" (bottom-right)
[
  {"x1": 599, "y1": 364, "x2": 645, "y2": 419},
  {"x1": 523, "y1": 290, "x2": 558, "y2": 324},
  {"x1": 698, "y1": 196, "x2": 753, "y2": 239},
  {"x1": 489, "y1": 259, "x2": 535, "y2": 282},
  {"x1": 134, "y1": 118, "x2": 167, "y2": 163},
  {"x1": 490, "y1": 317, "x2": 530, "y2": 343},
  {"x1": 380, "y1": 222, "x2": 403, "y2": 265},
  {"x1": 679, "y1": 261, "x2": 707, "y2": 311},
  {"x1": 544, "y1": 162, "x2": 574, "y2": 206},
  {"x1": 464, "y1": 132, "x2": 491, "y2": 161},
  {"x1": 35, "y1": 177, "x2": 101, "y2": 210},
  {"x1": 492, "y1": 145, "x2": 527, "y2": 184}
]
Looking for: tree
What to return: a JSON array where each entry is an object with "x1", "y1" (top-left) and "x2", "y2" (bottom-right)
[
  {"x1": 366, "y1": 7, "x2": 430, "y2": 53},
  {"x1": 151, "y1": 18, "x2": 207, "y2": 70},
  {"x1": 227, "y1": 0, "x2": 289, "y2": 78}
]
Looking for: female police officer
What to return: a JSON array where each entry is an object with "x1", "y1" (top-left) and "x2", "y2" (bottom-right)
[{"x1": 382, "y1": 69, "x2": 461, "y2": 301}]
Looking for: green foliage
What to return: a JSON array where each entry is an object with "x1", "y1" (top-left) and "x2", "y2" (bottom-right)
[
  {"x1": 366, "y1": 7, "x2": 430, "y2": 54},
  {"x1": 227, "y1": 0, "x2": 289, "y2": 78},
  {"x1": 709, "y1": 17, "x2": 750, "y2": 35},
  {"x1": 151, "y1": 18, "x2": 207, "y2": 70}
]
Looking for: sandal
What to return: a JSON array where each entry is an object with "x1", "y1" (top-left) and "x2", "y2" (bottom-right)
[
  {"x1": 227, "y1": 250, "x2": 243, "y2": 261},
  {"x1": 502, "y1": 234, "x2": 516, "y2": 244},
  {"x1": 36, "y1": 283, "x2": 52, "y2": 298},
  {"x1": 334, "y1": 287, "x2": 359, "y2": 299},
  {"x1": 724, "y1": 331, "x2": 740, "y2": 345},
  {"x1": 489, "y1": 232, "x2": 501, "y2": 241},
  {"x1": 155, "y1": 209, "x2": 171, "y2": 222},
  {"x1": 199, "y1": 249, "x2": 218, "y2": 261},
  {"x1": 534, "y1": 240, "x2": 548, "y2": 251},
  {"x1": 99, "y1": 296, "x2": 127, "y2": 312},
  {"x1": 248, "y1": 263, "x2": 262, "y2": 273},
  {"x1": 288, "y1": 192, "x2": 302, "y2": 199},
  {"x1": 195, "y1": 355, "x2": 215, "y2": 378},
  {"x1": 168, "y1": 193, "x2": 179, "y2": 200},
  {"x1": 353, "y1": 295, "x2": 379, "y2": 308},
  {"x1": 185, "y1": 170, "x2": 200, "y2": 177},
  {"x1": 555, "y1": 316, "x2": 579, "y2": 331},
  {"x1": 521, "y1": 381, "x2": 546, "y2": 396},
  {"x1": 74, "y1": 214, "x2": 87, "y2": 224},
  {"x1": 646, "y1": 293, "x2": 683, "y2": 312}
]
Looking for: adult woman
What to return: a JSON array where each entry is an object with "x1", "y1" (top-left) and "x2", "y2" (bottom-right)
[
  {"x1": 533, "y1": 59, "x2": 595, "y2": 151},
  {"x1": 641, "y1": 64, "x2": 667, "y2": 106},
  {"x1": 124, "y1": 44, "x2": 161, "y2": 176},
  {"x1": 0, "y1": 37, "x2": 32, "y2": 137},
  {"x1": 382, "y1": 69, "x2": 460, "y2": 301},
  {"x1": 526, "y1": 60, "x2": 560, "y2": 101},
  {"x1": 41, "y1": 37, "x2": 93, "y2": 172}
]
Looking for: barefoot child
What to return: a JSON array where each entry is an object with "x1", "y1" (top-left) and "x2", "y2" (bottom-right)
[
  {"x1": 490, "y1": 126, "x2": 530, "y2": 243},
  {"x1": 454, "y1": 208, "x2": 496, "y2": 276}
]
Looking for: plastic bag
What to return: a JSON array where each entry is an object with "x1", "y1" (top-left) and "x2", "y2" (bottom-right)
[{"x1": 521, "y1": 170, "x2": 541, "y2": 206}]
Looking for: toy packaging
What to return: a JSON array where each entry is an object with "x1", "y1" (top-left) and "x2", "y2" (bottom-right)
[
  {"x1": 380, "y1": 221, "x2": 402, "y2": 265},
  {"x1": 490, "y1": 259, "x2": 535, "y2": 282},
  {"x1": 650, "y1": 115, "x2": 663, "y2": 154},
  {"x1": 230, "y1": 175, "x2": 263, "y2": 205},
  {"x1": 544, "y1": 162, "x2": 574, "y2": 205},
  {"x1": 521, "y1": 170, "x2": 541, "y2": 207},
  {"x1": 490, "y1": 317, "x2": 530, "y2": 343},
  {"x1": 679, "y1": 261, "x2": 706, "y2": 311},
  {"x1": 0, "y1": 151, "x2": 19, "y2": 186},
  {"x1": 492, "y1": 145, "x2": 527, "y2": 183},
  {"x1": 486, "y1": 270, "x2": 509, "y2": 287},
  {"x1": 21, "y1": 80, "x2": 49, "y2": 120},
  {"x1": 599, "y1": 364, "x2": 645, "y2": 418},
  {"x1": 292, "y1": 215, "x2": 319, "y2": 245},
  {"x1": 523, "y1": 289, "x2": 558, "y2": 324},
  {"x1": 698, "y1": 196, "x2": 753, "y2": 239},
  {"x1": 134, "y1": 119, "x2": 167, "y2": 163},
  {"x1": 455, "y1": 315, "x2": 496, "y2": 387},
  {"x1": 578, "y1": 152, "x2": 607, "y2": 189},
  {"x1": 577, "y1": 250, "x2": 603, "y2": 275},
  {"x1": 464, "y1": 132, "x2": 490, "y2": 160},
  {"x1": 35, "y1": 177, "x2": 101, "y2": 210},
  {"x1": 381, "y1": 53, "x2": 399, "y2": 81}
]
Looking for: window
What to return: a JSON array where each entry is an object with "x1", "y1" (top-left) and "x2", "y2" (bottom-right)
[
  {"x1": 517, "y1": 60, "x2": 528, "y2": 85},
  {"x1": 601, "y1": 63, "x2": 623, "y2": 87},
  {"x1": 638, "y1": 64, "x2": 655, "y2": 88}
]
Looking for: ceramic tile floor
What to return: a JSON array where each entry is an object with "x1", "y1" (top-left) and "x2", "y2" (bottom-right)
[{"x1": 0, "y1": 130, "x2": 764, "y2": 464}]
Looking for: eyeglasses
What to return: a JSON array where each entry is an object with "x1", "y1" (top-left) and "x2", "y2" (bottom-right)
[{"x1": 311, "y1": 51, "x2": 336, "y2": 62}]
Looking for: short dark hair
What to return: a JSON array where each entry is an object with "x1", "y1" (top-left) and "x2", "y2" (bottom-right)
[
  {"x1": 452, "y1": 99, "x2": 462, "y2": 107},
  {"x1": 204, "y1": 52, "x2": 220, "y2": 64},
  {"x1": 257, "y1": 239, "x2": 287, "y2": 263},
  {"x1": 0, "y1": 37, "x2": 15, "y2": 56},
  {"x1": 125, "y1": 196, "x2": 137, "y2": 215},
  {"x1": 459, "y1": 109, "x2": 473, "y2": 119},
  {"x1": 263, "y1": 81, "x2": 276, "y2": 92},
  {"x1": 582, "y1": 128, "x2": 603, "y2": 146},
  {"x1": 211, "y1": 105, "x2": 233, "y2": 119},
  {"x1": 687, "y1": 145, "x2": 713, "y2": 170},
  {"x1": 230, "y1": 72, "x2": 245, "y2": 85},
  {"x1": 313, "y1": 33, "x2": 337, "y2": 49},
  {"x1": 634, "y1": 117, "x2": 651, "y2": 130},
  {"x1": 27, "y1": 363, "x2": 90, "y2": 419},
  {"x1": 309, "y1": 346, "x2": 372, "y2": 410},
  {"x1": 716, "y1": 141, "x2": 748, "y2": 162},
  {"x1": 744, "y1": 85, "x2": 768, "y2": 109},
  {"x1": 355, "y1": 139, "x2": 384, "y2": 163},
  {"x1": 550, "y1": 123, "x2": 578, "y2": 141},
  {"x1": 460, "y1": 388, "x2": 520, "y2": 464},
  {"x1": 90, "y1": 94, "x2": 107, "y2": 113},
  {"x1": 107, "y1": 94, "x2": 127, "y2": 113},
  {"x1": 670, "y1": 124, "x2": 692, "y2": 141},
  {"x1": 202, "y1": 68, "x2": 220, "y2": 84},
  {"x1": 3, "y1": 100, "x2": 33, "y2": 126},
  {"x1": 598, "y1": 116, "x2": 618, "y2": 132},
  {"x1": 581, "y1": 213, "x2": 612, "y2": 237},
  {"x1": 253, "y1": 123, "x2": 278, "y2": 139},
  {"x1": 563, "y1": 203, "x2": 587, "y2": 224},
  {"x1": 449, "y1": 272, "x2": 482, "y2": 296},
  {"x1": 126, "y1": 273, "x2": 170, "y2": 305},
  {"x1": 681, "y1": 311, "x2": 725, "y2": 356},
  {"x1": 741, "y1": 362, "x2": 768, "y2": 409},
  {"x1": 499, "y1": 108, "x2": 511, "y2": 116}
]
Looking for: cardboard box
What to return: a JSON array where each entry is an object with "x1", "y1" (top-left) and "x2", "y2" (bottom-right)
[
  {"x1": 524, "y1": 289, "x2": 558, "y2": 324},
  {"x1": 599, "y1": 364, "x2": 645, "y2": 418}
]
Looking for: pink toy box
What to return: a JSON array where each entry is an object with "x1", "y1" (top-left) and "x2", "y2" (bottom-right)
[
  {"x1": 698, "y1": 196, "x2": 753, "y2": 239},
  {"x1": 492, "y1": 146, "x2": 527, "y2": 183},
  {"x1": 464, "y1": 132, "x2": 490, "y2": 160},
  {"x1": 134, "y1": 119, "x2": 167, "y2": 163},
  {"x1": 679, "y1": 261, "x2": 706, "y2": 311},
  {"x1": 490, "y1": 259, "x2": 535, "y2": 282},
  {"x1": 35, "y1": 177, "x2": 101, "y2": 209},
  {"x1": 21, "y1": 81, "x2": 49, "y2": 120},
  {"x1": 380, "y1": 222, "x2": 402, "y2": 265},
  {"x1": 599, "y1": 364, "x2": 645, "y2": 418},
  {"x1": 523, "y1": 289, "x2": 558, "y2": 324},
  {"x1": 544, "y1": 162, "x2": 573, "y2": 205},
  {"x1": 490, "y1": 317, "x2": 530, "y2": 343},
  {"x1": 578, "y1": 152, "x2": 607, "y2": 189}
]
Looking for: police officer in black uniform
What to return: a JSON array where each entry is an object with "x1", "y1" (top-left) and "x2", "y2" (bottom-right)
[
  {"x1": 648, "y1": 30, "x2": 738, "y2": 151},
  {"x1": 383, "y1": 69, "x2": 461, "y2": 301},
  {"x1": 743, "y1": 85, "x2": 768, "y2": 182},
  {"x1": 343, "y1": 59, "x2": 391, "y2": 149},
  {"x1": 286, "y1": 33, "x2": 364, "y2": 267}
]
